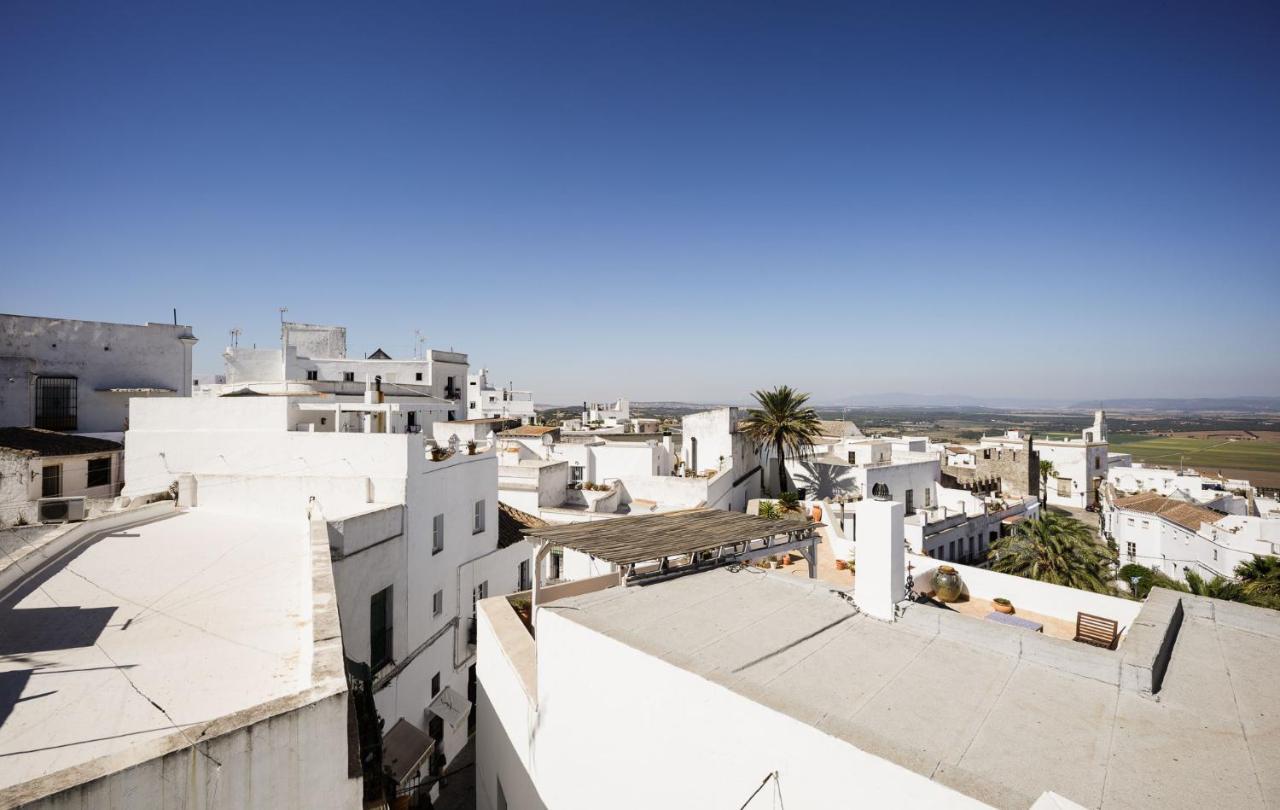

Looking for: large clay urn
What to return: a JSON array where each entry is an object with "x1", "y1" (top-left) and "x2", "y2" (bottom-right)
[{"x1": 932, "y1": 565, "x2": 963, "y2": 603}]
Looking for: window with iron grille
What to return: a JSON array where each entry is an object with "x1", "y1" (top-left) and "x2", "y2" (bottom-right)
[
  {"x1": 370, "y1": 586, "x2": 393, "y2": 671},
  {"x1": 87, "y1": 457, "x2": 111, "y2": 488},
  {"x1": 343, "y1": 371, "x2": 355, "y2": 382},
  {"x1": 306, "y1": 370, "x2": 318, "y2": 381},
  {"x1": 35, "y1": 376, "x2": 77, "y2": 431},
  {"x1": 42, "y1": 465, "x2": 62, "y2": 498}
]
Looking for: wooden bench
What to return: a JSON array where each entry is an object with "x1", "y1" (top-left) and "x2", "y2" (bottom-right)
[{"x1": 1074, "y1": 612, "x2": 1119, "y2": 650}]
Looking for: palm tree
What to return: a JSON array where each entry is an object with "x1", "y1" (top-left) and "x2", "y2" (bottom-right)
[
  {"x1": 1184, "y1": 570, "x2": 1243, "y2": 602},
  {"x1": 990, "y1": 511, "x2": 1113, "y2": 593},
  {"x1": 1235, "y1": 555, "x2": 1280, "y2": 609},
  {"x1": 1038, "y1": 459, "x2": 1056, "y2": 507},
  {"x1": 740, "y1": 386, "x2": 823, "y2": 496}
]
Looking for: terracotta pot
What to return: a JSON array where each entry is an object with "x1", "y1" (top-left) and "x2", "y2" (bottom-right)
[
  {"x1": 835, "y1": 559, "x2": 848, "y2": 571},
  {"x1": 994, "y1": 599, "x2": 1015, "y2": 614},
  {"x1": 932, "y1": 565, "x2": 963, "y2": 603}
]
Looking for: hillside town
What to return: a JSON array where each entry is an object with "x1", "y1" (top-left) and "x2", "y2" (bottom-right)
[{"x1": 1, "y1": 312, "x2": 1278, "y2": 810}]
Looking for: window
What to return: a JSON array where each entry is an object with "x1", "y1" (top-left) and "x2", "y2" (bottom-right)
[
  {"x1": 432, "y1": 589, "x2": 443, "y2": 617},
  {"x1": 86, "y1": 457, "x2": 111, "y2": 488},
  {"x1": 343, "y1": 371, "x2": 355, "y2": 382},
  {"x1": 1213, "y1": 549, "x2": 1218, "y2": 561},
  {"x1": 968, "y1": 537, "x2": 975, "y2": 559},
  {"x1": 472, "y1": 580, "x2": 489, "y2": 605},
  {"x1": 1057, "y1": 477, "x2": 1072, "y2": 498},
  {"x1": 924, "y1": 488, "x2": 932, "y2": 508},
  {"x1": 904, "y1": 489, "x2": 914, "y2": 515},
  {"x1": 518, "y1": 560, "x2": 531, "y2": 591},
  {"x1": 469, "y1": 401, "x2": 477, "y2": 410},
  {"x1": 1095, "y1": 456, "x2": 1101, "y2": 470},
  {"x1": 416, "y1": 372, "x2": 423, "y2": 382},
  {"x1": 1127, "y1": 517, "x2": 1134, "y2": 526},
  {"x1": 1127, "y1": 542, "x2": 1136, "y2": 560},
  {"x1": 1141, "y1": 520, "x2": 1150, "y2": 529},
  {"x1": 35, "y1": 376, "x2": 77, "y2": 430},
  {"x1": 370, "y1": 586, "x2": 393, "y2": 671},
  {"x1": 948, "y1": 540, "x2": 956, "y2": 560},
  {"x1": 431, "y1": 672, "x2": 441, "y2": 697},
  {"x1": 473, "y1": 499, "x2": 485, "y2": 534},
  {"x1": 306, "y1": 370, "x2": 318, "y2": 381},
  {"x1": 570, "y1": 465, "x2": 584, "y2": 484},
  {"x1": 42, "y1": 465, "x2": 62, "y2": 498},
  {"x1": 432, "y1": 514, "x2": 444, "y2": 555},
  {"x1": 847, "y1": 451, "x2": 857, "y2": 465}
]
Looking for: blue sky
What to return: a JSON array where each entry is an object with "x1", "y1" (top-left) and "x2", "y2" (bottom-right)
[{"x1": 2, "y1": 1, "x2": 1277, "y2": 405}]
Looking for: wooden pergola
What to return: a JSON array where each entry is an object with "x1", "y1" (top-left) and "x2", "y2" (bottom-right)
[{"x1": 523, "y1": 508, "x2": 822, "y2": 620}]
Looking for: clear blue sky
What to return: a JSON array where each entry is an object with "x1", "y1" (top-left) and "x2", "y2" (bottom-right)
[{"x1": 2, "y1": 1, "x2": 1277, "y2": 405}]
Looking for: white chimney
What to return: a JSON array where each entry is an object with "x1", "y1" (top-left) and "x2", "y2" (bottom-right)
[{"x1": 854, "y1": 496, "x2": 905, "y2": 622}]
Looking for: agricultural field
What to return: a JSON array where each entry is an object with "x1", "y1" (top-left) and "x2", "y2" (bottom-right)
[{"x1": 1107, "y1": 433, "x2": 1280, "y2": 488}]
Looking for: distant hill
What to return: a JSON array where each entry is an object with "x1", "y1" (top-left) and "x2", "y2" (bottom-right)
[
  {"x1": 1066, "y1": 396, "x2": 1280, "y2": 412},
  {"x1": 828, "y1": 393, "x2": 1071, "y2": 409}
]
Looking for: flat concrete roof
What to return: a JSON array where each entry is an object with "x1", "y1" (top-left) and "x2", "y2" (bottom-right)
[
  {"x1": 554, "y1": 569, "x2": 1280, "y2": 810},
  {"x1": 0, "y1": 509, "x2": 314, "y2": 794}
]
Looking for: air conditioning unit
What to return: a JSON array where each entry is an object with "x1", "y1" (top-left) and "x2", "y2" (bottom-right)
[{"x1": 38, "y1": 496, "x2": 86, "y2": 524}]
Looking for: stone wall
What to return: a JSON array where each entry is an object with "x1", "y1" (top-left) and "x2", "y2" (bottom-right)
[{"x1": 945, "y1": 437, "x2": 1039, "y2": 498}]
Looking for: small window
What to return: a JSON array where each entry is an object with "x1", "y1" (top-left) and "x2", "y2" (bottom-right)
[
  {"x1": 1141, "y1": 520, "x2": 1150, "y2": 529},
  {"x1": 1057, "y1": 477, "x2": 1072, "y2": 498},
  {"x1": 570, "y1": 465, "x2": 584, "y2": 484},
  {"x1": 432, "y1": 589, "x2": 443, "y2": 617},
  {"x1": 473, "y1": 499, "x2": 485, "y2": 534},
  {"x1": 42, "y1": 465, "x2": 62, "y2": 498},
  {"x1": 306, "y1": 370, "x2": 318, "y2": 381},
  {"x1": 433, "y1": 513, "x2": 444, "y2": 555},
  {"x1": 924, "y1": 488, "x2": 932, "y2": 508},
  {"x1": 948, "y1": 540, "x2": 956, "y2": 560},
  {"x1": 416, "y1": 372, "x2": 423, "y2": 382},
  {"x1": 86, "y1": 457, "x2": 111, "y2": 488},
  {"x1": 518, "y1": 559, "x2": 531, "y2": 591},
  {"x1": 343, "y1": 371, "x2": 355, "y2": 382},
  {"x1": 431, "y1": 672, "x2": 441, "y2": 697},
  {"x1": 1127, "y1": 542, "x2": 1136, "y2": 560},
  {"x1": 370, "y1": 586, "x2": 393, "y2": 671},
  {"x1": 1094, "y1": 456, "x2": 1101, "y2": 469},
  {"x1": 847, "y1": 451, "x2": 856, "y2": 464}
]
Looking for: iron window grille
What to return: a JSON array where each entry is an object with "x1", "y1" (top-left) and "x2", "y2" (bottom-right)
[{"x1": 35, "y1": 376, "x2": 77, "y2": 431}]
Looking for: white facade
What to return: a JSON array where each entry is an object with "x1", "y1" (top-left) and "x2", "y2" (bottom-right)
[
  {"x1": 1104, "y1": 496, "x2": 1280, "y2": 582},
  {"x1": 0, "y1": 437, "x2": 123, "y2": 526},
  {"x1": 222, "y1": 321, "x2": 469, "y2": 421},
  {"x1": 468, "y1": 368, "x2": 536, "y2": 423},
  {"x1": 0, "y1": 313, "x2": 197, "y2": 433},
  {"x1": 123, "y1": 394, "x2": 527, "y2": 795},
  {"x1": 582, "y1": 397, "x2": 629, "y2": 429}
]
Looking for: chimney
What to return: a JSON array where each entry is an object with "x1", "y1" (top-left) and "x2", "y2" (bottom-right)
[{"x1": 854, "y1": 495, "x2": 905, "y2": 622}]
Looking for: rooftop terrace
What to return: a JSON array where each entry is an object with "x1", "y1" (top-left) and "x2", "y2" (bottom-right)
[
  {"x1": 548, "y1": 569, "x2": 1280, "y2": 809},
  {"x1": 0, "y1": 507, "x2": 328, "y2": 803}
]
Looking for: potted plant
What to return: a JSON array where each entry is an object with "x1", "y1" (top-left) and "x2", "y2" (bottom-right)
[
  {"x1": 467, "y1": 440, "x2": 477, "y2": 455},
  {"x1": 993, "y1": 597, "x2": 1014, "y2": 614}
]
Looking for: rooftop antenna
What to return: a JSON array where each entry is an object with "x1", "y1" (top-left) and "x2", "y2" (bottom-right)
[
  {"x1": 278, "y1": 306, "x2": 288, "y2": 324},
  {"x1": 230, "y1": 327, "x2": 242, "y2": 348},
  {"x1": 415, "y1": 330, "x2": 426, "y2": 359}
]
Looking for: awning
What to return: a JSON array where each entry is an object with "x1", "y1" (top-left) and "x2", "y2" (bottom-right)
[
  {"x1": 381, "y1": 718, "x2": 435, "y2": 785},
  {"x1": 427, "y1": 685, "x2": 471, "y2": 731}
]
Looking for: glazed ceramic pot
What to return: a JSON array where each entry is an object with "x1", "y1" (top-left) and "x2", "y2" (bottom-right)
[{"x1": 932, "y1": 565, "x2": 963, "y2": 603}]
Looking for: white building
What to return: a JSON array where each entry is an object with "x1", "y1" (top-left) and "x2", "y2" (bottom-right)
[
  {"x1": 783, "y1": 431, "x2": 941, "y2": 515},
  {"x1": 1108, "y1": 463, "x2": 1255, "y2": 515},
  {"x1": 478, "y1": 493, "x2": 1280, "y2": 808},
  {"x1": 496, "y1": 408, "x2": 764, "y2": 527},
  {"x1": 0, "y1": 313, "x2": 197, "y2": 435},
  {"x1": 476, "y1": 495, "x2": 1278, "y2": 810},
  {"x1": 1105, "y1": 491, "x2": 1280, "y2": 582},
  {"x1": 982, "y1": 411, "x2": 1110, "y2": 508},
  {"x1": 581, "y1": 397, "x2": 629, "y2": 430},
  {"x1": 467, "y1": 368, "x2": 536, "y2": 424},
  {"x1": 222, "y1": 321, "x2": 469, "y2": 422},
  {"x1": 0, "y1": 500, "x2": 362, "y2": 808},
  {"x1": 0, "y1": 427, "x2": 123, "y2": 526},
  {"x1": 121, "y1": 393, "x2": 528, "y2": 802}
]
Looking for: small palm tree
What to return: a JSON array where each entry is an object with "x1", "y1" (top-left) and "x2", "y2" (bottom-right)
[
  {"x1": 1184, "y1": 570, "x2": 1243, "y2": 602},
  {"x1": 1038, "y1": 459, "x2": 1056, "y2": 507},
  {"x1": 740, "y1": 386, "x2": 822, "y2": 496},
  {"x1": 1235, "y1": 555, "x2": 1280, "y2": 609},
  {"x1": 990, "y1": 511, "x2": 1112, "y2": 593}
]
